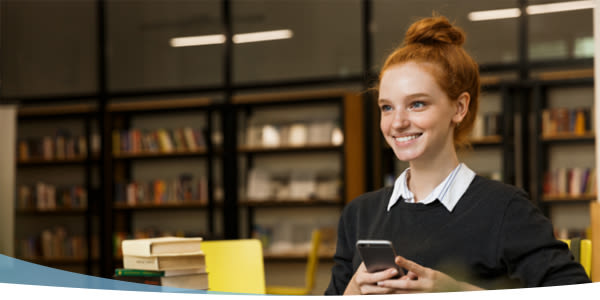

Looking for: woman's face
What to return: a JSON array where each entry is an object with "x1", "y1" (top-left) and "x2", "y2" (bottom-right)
[{"x1": 378, "y1": 61, "x2": 467, "y2": 163}]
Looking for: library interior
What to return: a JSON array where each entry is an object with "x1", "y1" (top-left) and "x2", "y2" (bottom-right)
[{"x1": 0, "y1": 0, "x2": 599, "y2": 294}]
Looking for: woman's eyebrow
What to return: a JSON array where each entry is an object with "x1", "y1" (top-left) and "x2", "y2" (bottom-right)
[{"x1": 406, "y1": 93, "x2": 430, "y2": 99}]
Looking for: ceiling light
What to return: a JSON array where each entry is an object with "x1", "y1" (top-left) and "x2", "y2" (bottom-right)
[
  {"x1": 233, "y1": 29, "x2": 293, "y2": 44},
  {"x1": 526, "y1": 0, "x2": 594, "y2": 15},
  {"x1": 170, "y1": 34, "x2": 226, "y2": 47},
  {"x1": 169, "y1": 29, "x2": 294, "y2": 47},
  {"x1": 468, "y1": 8, "x2": 522, "y2": 21},
  {"x1": 469, "y1": 0, "x2": 595, "y2": 22}
]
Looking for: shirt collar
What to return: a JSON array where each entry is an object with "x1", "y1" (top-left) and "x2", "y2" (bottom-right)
[{"x1": 387, "y1": 163, "x2": 476, "y2": 212}]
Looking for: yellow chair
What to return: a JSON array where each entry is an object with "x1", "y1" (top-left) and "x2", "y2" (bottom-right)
[
  {"x1": 561, "y1": 238, "x2": 592, "y2": 278},
  {"x1": 202, "y1": 239, "x2": 266, "y2": 294},
  {"x1": 266, "y1": 229, "x2": 322, "y2": 295}
]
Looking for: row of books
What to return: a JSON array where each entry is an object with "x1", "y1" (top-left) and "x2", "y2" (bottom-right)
[
  {"x1": 114, "y1": 174, "x2": 208, "y2": 206},
  {"x1": 541, "y1": 107, "x2": 594, "y2": 137},
  {"x1": 17, "y1": 183, "x2": 88, "y2": 210},
  {"x1": 244, "y1": 121, "x2": 343, "y2": 148},
  {"x1": 471, "y1": 113, "x2": 503, "y2": 138},
  {"x1": 112, "y1": 127, "x2": 206, "y2": 155},
  {"x1": 246, "y1": 168, "x2": 341, "y2": 201},
  {"x1": 17, "y1": 132, "x2": 101, "y2": 161},
  {"x1": 543, "y1": 167, "x2": 597, "y2": 197},
  {"x1": 17, "y1": 227, "x2": 99, "y2": 260},
  {"x1": 115, "y1": 236, "x2": 207, "y2": 290}
]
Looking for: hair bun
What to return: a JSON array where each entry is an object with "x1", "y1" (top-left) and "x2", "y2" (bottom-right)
[{"x1": 404, "y1": 16, "x2": 465, "y2": 47}]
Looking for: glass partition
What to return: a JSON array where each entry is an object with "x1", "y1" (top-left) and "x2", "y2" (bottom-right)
[
  {"x1": 232, "y1": 0, "x2": 363, "y2": 84},
  {"x1": 373, "y1": 0, "x2": 519, "y2": 72},
  {"x1": 1, "y1": 1, "x2": 97, "y2": 98},
  {"x1": 528, "y1": 0, "x2": 593, "y2": 61},
  {"x1": 107, "y1": 0, "x2": 223, "y2": 92}
]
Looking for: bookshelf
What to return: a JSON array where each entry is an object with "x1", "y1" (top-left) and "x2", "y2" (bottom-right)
[
  {"x1": 14, "y1": 102, "x2": 101, "y2": 275},
  {"x1": 106, "y1": 97, "x2": 221, "y2": 263},
  {"x1": 532, "y1": 75, "x2": 595, "y2": 239},
  {"x1": 232, "y1": 89, "x2": 365, "y2": 259}
]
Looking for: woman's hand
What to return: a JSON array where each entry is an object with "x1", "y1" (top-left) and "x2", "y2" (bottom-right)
[
  {"x1": 375, "y1": 256, "x2": 483, "y2": 293},
  {"x1": 343, "y1": 262, "x2": 402, "y2": 295}
]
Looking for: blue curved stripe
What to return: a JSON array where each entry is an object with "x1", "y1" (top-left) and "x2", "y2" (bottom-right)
[{"x1": 0, "y1": 254, "x2": 205, "y2": 293}]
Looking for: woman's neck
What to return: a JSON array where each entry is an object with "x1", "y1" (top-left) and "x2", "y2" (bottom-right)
[{"x1": 407, "y1": 149, "x2": 460, "y2": 203}]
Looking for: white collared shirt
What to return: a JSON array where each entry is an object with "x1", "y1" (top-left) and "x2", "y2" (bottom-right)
[{"x1": 387, "y1": 163, "x2": 476, "y2": 212}]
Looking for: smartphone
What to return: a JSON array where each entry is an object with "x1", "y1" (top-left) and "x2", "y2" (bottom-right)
[{"x1": 356, "y1": 240, "x2": 404, "y2": 276}]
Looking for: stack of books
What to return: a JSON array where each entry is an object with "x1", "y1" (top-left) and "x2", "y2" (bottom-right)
[{"x1": 115, "y1": 236, "x2": 208, "y2": 290}]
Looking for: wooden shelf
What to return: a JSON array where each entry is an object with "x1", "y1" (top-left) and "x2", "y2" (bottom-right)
[
  {"x1": 16, "y1": 207, "x2": 88, "y2": 215},
  {"x1": 536, "y1": 68, "x2": 593, "y2": 81},
  {"x1": 542, "y1": 194, "x2": 597, "y2": 202},
  {"x1": 541, "y1": 132, "x2": 595, "y2": 142},
  {"x1": 17, "y1": 156, "x2": 93, "y2": 166},
  {"x1": 469, "y1": 135, "x2": 502, "y2": 145},
  {"x1": 108, "y1": 97, "x2": 212, "y2": 112},
  {"x1": 238, "y1": 144, "x2": 342, "y2": 154},
  {"x1": 18, "y1": 103, "x2": 97, "y2": 117},
  {"x1": 241, "y1": 198, "x2": 343, "y2": 207},
  {"x1": 114, "y1": 201, "x2": 208, "y2": 210},
  {"x1": 113, "y1": 149, "x2": 208, "y2": 159},
  {"x1": 232, "y1": 89, "x2": 353, "y2": 105}
]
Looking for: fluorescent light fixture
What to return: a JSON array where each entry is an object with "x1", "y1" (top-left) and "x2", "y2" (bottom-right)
[
  {"x1": 233, "y1": 29, "x2": 293, "y2": 44},
  {"x1": 468, "y1": 8, "x2": 521, "y2": 21},
  {"x1": 526, "y1": 0, "x2": 594, "y2": 15},
  {"x1": 170, "y1": 34, "x2": 225, "y2": 47},
  {"x1": 169, "y1": 29, "x2": 294, "y2": 47},
  {"x1": 469, "y1": 0, "x2": 595, "y2": 22}
]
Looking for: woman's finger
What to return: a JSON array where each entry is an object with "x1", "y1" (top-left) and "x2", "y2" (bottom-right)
[
  {"x1": 378, "y1": 277, "x2": 426, "y2": 291},
  {"x1": 358, "y1": 267, "x2": 400, "y2": 285},
  {"x1": 395, "y1": 256, "x2": 430, "y2": 277},
  {"x1": 361, "y1": 283, "x2": 397, "y2": 295},
  {"x1": 404, "y1": 270, "x2": 418, "y2": 280}
]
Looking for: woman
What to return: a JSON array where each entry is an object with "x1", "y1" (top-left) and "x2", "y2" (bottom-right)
[{"x1": 325, "y1": 15, "x2": 590, "y2": 295}]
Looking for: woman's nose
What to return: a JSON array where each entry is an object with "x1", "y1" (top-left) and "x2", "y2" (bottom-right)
[{"x1": 391, "y1": 111, "x2": 409, "y2": 128}]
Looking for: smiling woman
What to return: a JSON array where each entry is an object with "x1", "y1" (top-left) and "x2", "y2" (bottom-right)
[{"x1": 325, "y1": 14, "x2": 591, "y2": 295}]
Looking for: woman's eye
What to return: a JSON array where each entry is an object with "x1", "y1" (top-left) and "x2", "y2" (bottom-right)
[
  {"x1": 380, "y1": 104, "x2": 392, "y2": 112},
  {"x1": 409, "y1": 101, "x2": 426, "y2": 110}
]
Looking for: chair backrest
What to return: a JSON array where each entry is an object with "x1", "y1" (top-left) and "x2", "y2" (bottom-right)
[
  {"x1": 304, "y1": 229, "x2": 322, "y2": 291},
  {"x1": 202, "y1": 239, "x2": 266, "y2": 294},
  {"x1": 561, "y1": 238, "x2": 592, "y2": 278},
  {"x1": 580, "y1": 239, "x2": 592, "y2": 278}
]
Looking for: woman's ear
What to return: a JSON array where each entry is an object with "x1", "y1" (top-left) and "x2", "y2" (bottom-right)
[{"x1": 452, "y1": 92, "x2": 470, "y2": 124}]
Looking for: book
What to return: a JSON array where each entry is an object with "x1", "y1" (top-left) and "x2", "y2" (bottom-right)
[
  {"x1": 122, "y1": 252, "x2": 205, "y2": 271},
  {"x1": 160, "y1": 273, "x2": 208, "y2": 290},
  {"x1": 122, "y1": 236, "x2": 203, "y2": 256},
  {"x1": 115, "y1": 268, "x2": 164, "y2": 277},
  {"x1": 114, "y1": 268, "x2": 207, "y2": 289},
  {"x1": 246, "y1": 168, "x2": 272, "y2": 200},
  {"x1": 115, "y1": 268, "x2": 205, "y2": 277},
  {"x1": 113, "y1": 274, "x2": 161, "y2": 286}
]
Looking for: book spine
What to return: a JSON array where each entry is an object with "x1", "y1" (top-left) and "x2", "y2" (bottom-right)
[
  {"x1": 115, "y1": 268, "x2": 164, "y2": 277},
  {"x1": 123, "y1": 255, "x2": 160, "y2": 271}
]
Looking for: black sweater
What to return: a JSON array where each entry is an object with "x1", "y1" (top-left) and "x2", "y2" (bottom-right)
[{"x1": 325, "y1": 176, "x2": 590, "y2": 294}]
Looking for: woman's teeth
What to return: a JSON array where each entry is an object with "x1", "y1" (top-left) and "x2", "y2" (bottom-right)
[{"x1": 395, "y1": 134, "x2": 420, "y2": 143}]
